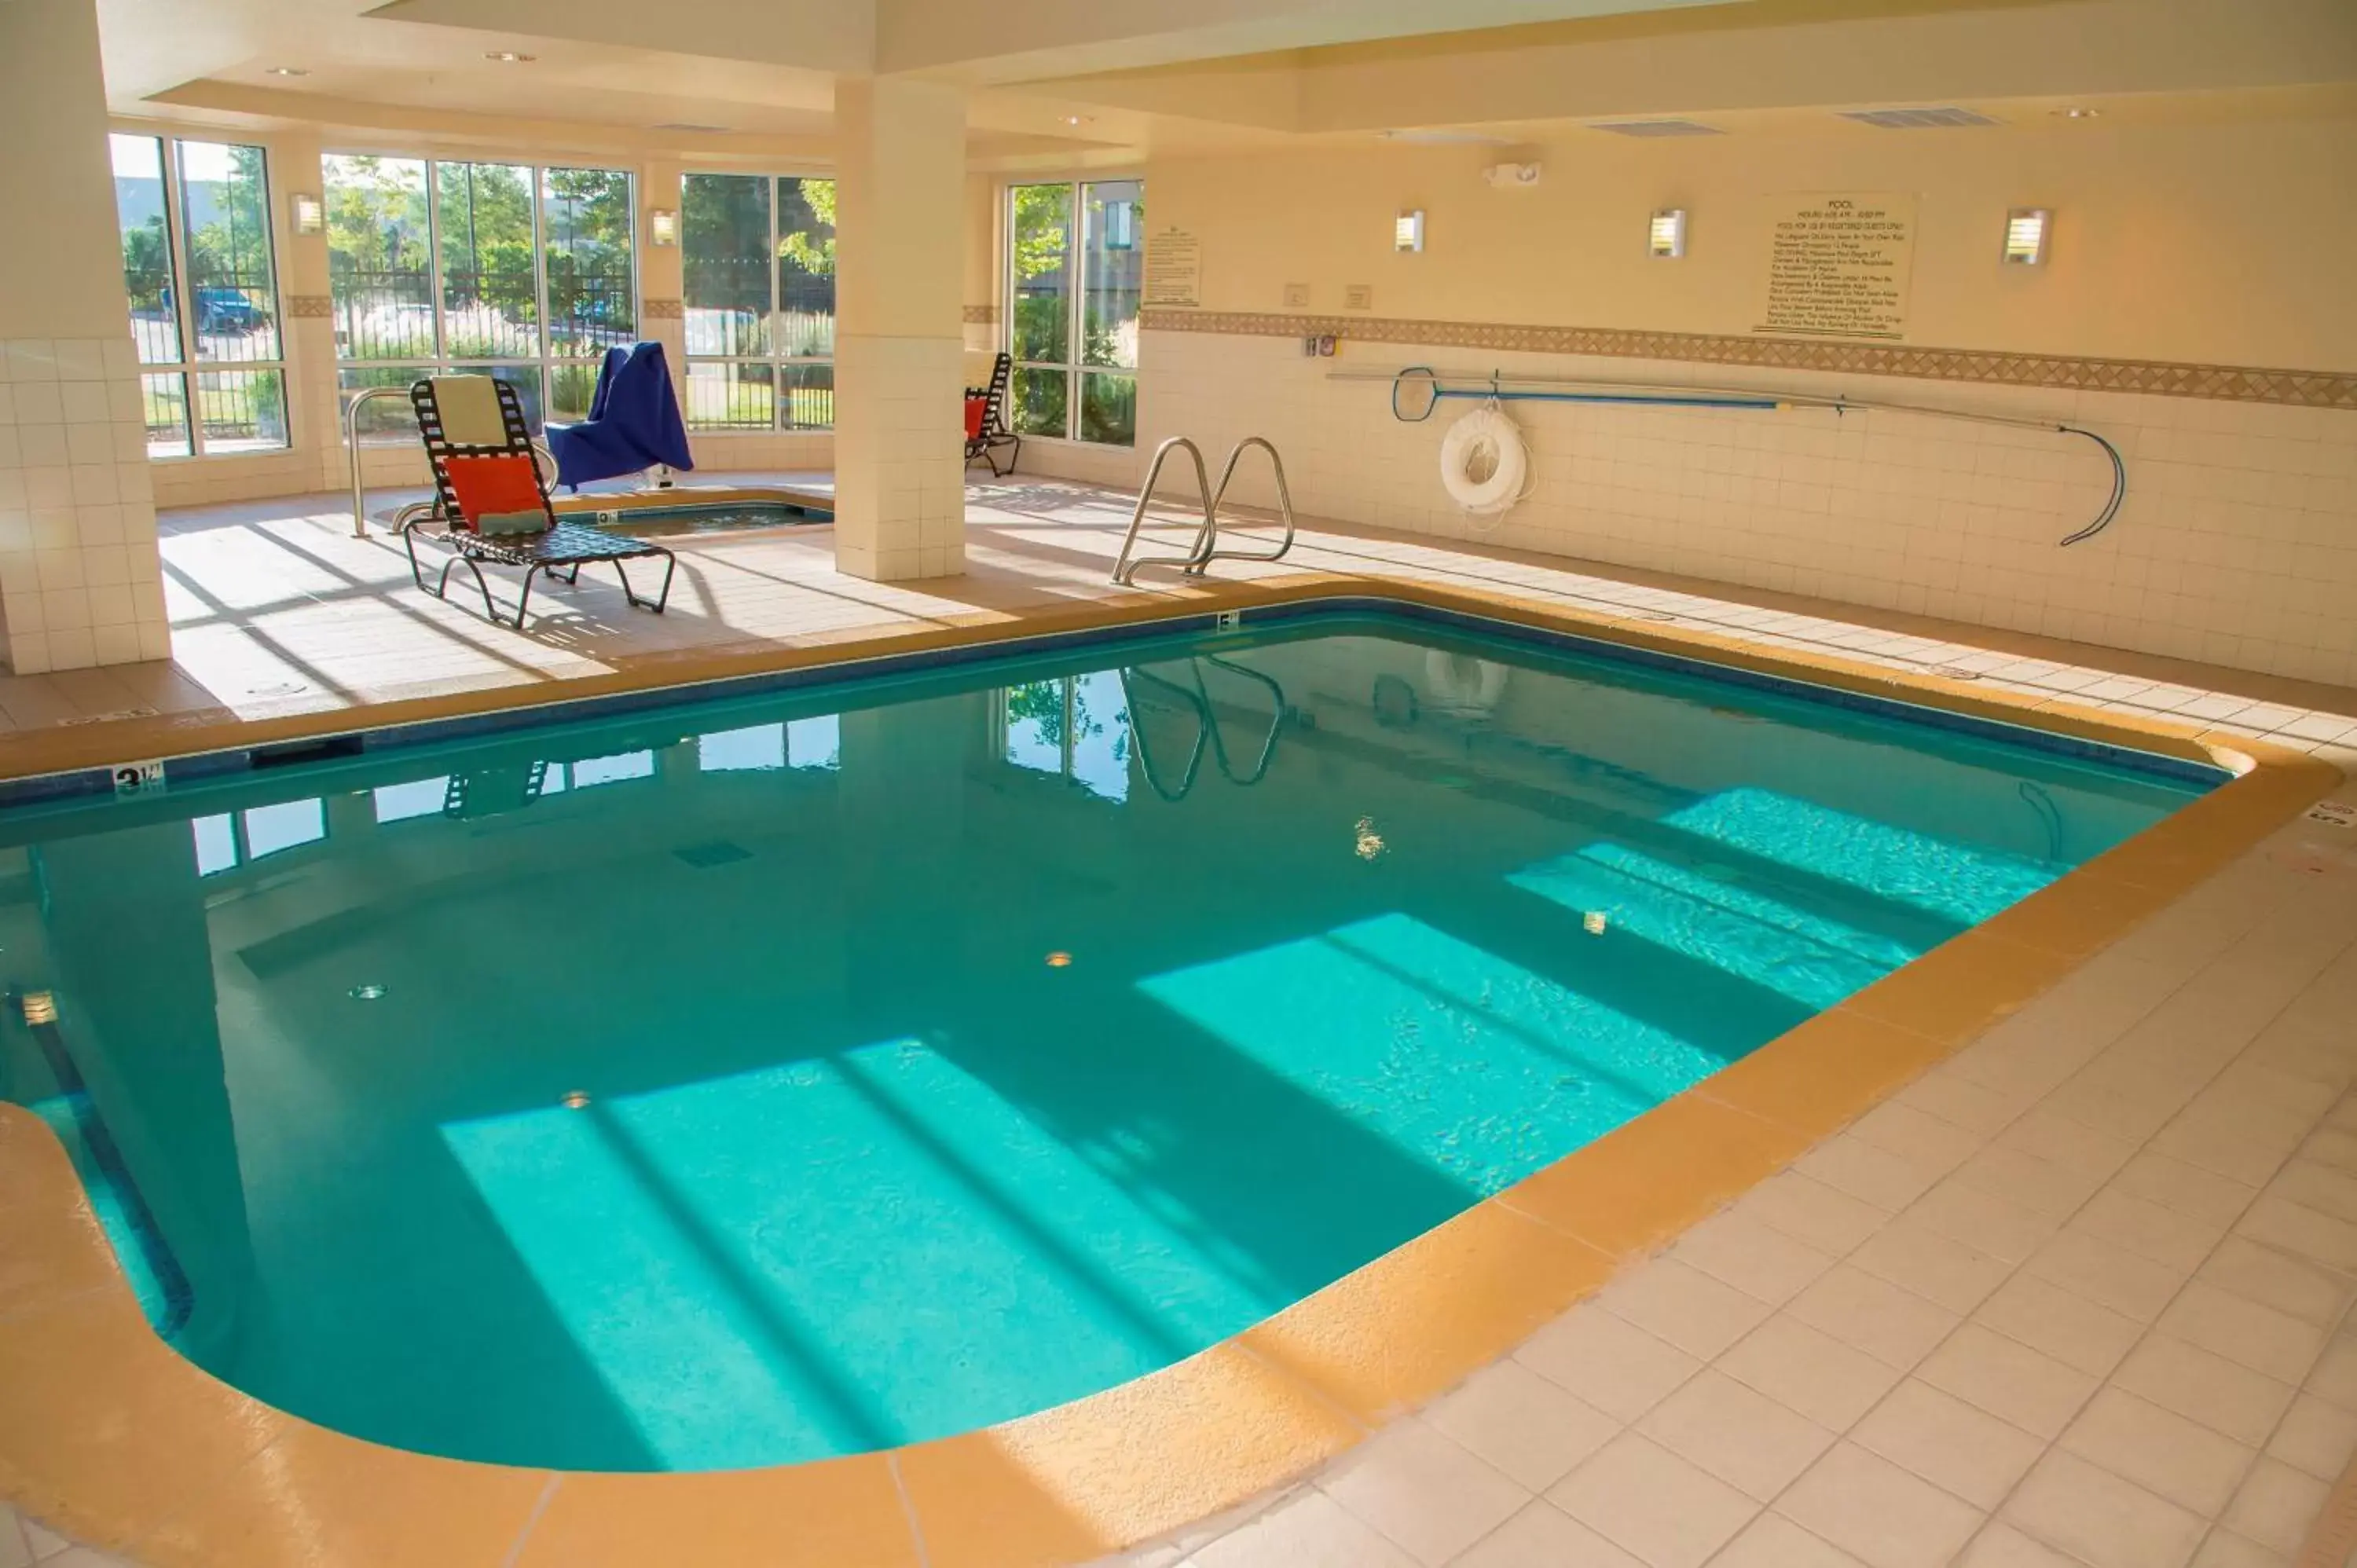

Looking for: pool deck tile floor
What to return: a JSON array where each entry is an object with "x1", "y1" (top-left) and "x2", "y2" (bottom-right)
[{"x1": 3, "y1": 475, "x2": 2357, "y2": 1568}]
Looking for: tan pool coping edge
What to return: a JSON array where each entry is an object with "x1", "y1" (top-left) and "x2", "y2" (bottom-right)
[{"x1": 0, "y1": 571, "x2": 2341, "y2": 1568}]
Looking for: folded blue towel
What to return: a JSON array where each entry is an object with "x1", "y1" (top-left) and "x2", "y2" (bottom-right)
[{"x1": 548, "y1": 341, "x2": 696, "y2": 489}]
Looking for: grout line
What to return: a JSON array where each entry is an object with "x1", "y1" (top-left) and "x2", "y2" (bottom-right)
[
  {"x1": 887, "y1": 1454, "x2": 932, "y2": 1568},
  {"x1": 497, "y1": 1475, "x2": 563, "y2": 1568}
]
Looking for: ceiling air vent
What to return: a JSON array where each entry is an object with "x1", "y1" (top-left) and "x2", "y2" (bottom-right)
[
  {"x1": 1588, "y1": 119, "x2": 1725, "y2": 137},
  {"x1": 1839, "y1": 106, "x2": 2001, "y2": 130},
  {"x1": 654, "y1": 122, "x2": 732, "y2": 134}
]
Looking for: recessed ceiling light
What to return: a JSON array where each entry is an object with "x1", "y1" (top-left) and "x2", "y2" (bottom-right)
[
  {"x1": 485, "y1": 50, "x2": 536, "y2": 63},
  {"x1": 2055, "y1": 107, "x2": 2102, "y2": 119},
  {"x1": 266, "y1": 66, "x2": 309, "y2": 77},
  {"x1": 1061, "y1": 115, "x2": 1093, "y2": 126}
]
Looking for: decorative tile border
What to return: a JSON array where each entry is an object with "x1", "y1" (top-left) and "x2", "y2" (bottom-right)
[
  {"x1": 284, "y1": 295, "x2": 332, "y2": 320},
  {"x1": 640, "y1": 298, "x2": 684, "y2": 321},
  {"x1": 1141, "y1": 310, "x2": 2357, "y2": 409},
  {"x1": 962, "y1": 303, "x2": 999, "y2": 325}
]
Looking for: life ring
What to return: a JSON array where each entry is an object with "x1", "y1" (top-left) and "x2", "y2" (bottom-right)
[
  {"x1": 1438, "y1": 405, "x2": 1529, "y2": 516},
  {"x1": 1424, "y1": 650, "x2": 1510, "y2": 713}
]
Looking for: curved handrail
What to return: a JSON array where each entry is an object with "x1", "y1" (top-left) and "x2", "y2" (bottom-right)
[
  {"x1": 1118, "y1": 665, "x2": 1210, "y2": 800},
  {"x1": 1196, "y1": 655, "x2": 1286, "y2": 784},
  {"x1": 1190, "y1": 437, "x2": 1298, "y2": 575},
  {"x1": 345, "y1": 384, "x2": 418, "y2": 539},
  {"x1": 1110, "y1": 437, "x2": 1218, "y2": 585}
]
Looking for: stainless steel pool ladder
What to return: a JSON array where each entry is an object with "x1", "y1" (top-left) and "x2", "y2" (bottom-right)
[
  {"x1": 1109, "y1": 437, "x2": 1297, "y2": 586},
  {"x1": 1119, "y1": 656, "x2": 1286, "y2": 800}
]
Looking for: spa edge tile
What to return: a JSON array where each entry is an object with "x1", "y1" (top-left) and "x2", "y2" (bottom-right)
[{"x1": 508, "y1": 1463, "x2": 920, "y2": 1568}]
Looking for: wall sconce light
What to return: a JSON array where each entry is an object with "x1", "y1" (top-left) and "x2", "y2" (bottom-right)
[
  {"x1": 291, "y1": 192, "x2": 324, "y2": 236},
  {"x1": 1395, "y1": 209, "x2": 1425, "y2": 253},
  {"x1": 649, "y1": 208, "x2": 680, "y2": 247},
  {"x1": 2003, "y1": 207, "x2": 2051, "y2": 266},
  {"x1": 1648, "y1": 208, "x2": 1688, "y2": 258}
]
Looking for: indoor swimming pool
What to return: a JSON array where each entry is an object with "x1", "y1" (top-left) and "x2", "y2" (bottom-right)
[{"x1": 0, "y1": 610, "x2": 2220, "y2": 1473}]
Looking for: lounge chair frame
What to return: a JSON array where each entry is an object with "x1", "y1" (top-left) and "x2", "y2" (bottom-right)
[
  {"x1": 401, "y1": 377, "x2": 677, "y2": 628},
  {"x1": 965, "y1": 352, "x2": 1021, "y2": 478}
]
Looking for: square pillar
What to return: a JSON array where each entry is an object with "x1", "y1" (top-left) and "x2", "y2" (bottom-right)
[
  {"x1": 0, "y1": 0, "x2": 167, "y2": 672},
  {"x1": 832, "y1": 76, "x2": 966, "y2": 582},
  {"x1": 637, "y1": 159, "x2": 691, "y2": 417}
]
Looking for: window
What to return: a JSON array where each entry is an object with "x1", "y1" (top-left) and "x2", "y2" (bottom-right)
[
  {"x1": 680, "y1": 174, "x2": 835, "y2": 432},
  {"x1": 1001, "y1": 673, "x2": 1130, "y2": 801},
  {"x1": 324, "y1": 154, "x2": 636, "y2": 438},
  {"x1": 189, "y1": 799, "x2": 327, "y2": 875},
  {"x1": 1006, "y1": 180, "x2": 1141, "y2": 448},
  {"x1": 110, "y1": 134, "x2": 288, "y2": 459}
]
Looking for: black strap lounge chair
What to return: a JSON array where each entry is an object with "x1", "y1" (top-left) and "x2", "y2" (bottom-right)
[
  {"x1": 964, "y1": 352, "x2": 1021, "y2": 478},
  {"x1": 401, "y1": 376, "x2": 676, "y2": 628}
]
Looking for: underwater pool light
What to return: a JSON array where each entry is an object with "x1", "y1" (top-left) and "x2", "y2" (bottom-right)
[
  {"x1": 561, "y1": 1090, "x2": 592, "y2": 1110},
  {"x1": 1046, "y1": 951, "x2": 1073, "y2": 969},
  {"x1": 349, "y1": 984, "x2": 387, "y2": 1002},
  {"x1": 21, "y1": 991, "x2": 57, "y2": 1026}
]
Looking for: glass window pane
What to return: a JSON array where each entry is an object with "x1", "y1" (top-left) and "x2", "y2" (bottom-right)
[
  {"x1": 438, "y1": 162, "x2": 539, "y2": 359},
  {"x1": 243, "y1": 798, "x2": 325, "y2": 859},
  {"x1": 196, "y1": 368, "x2": 289, "y2": 452},
  {"x1": 786, "y1": 715, "x2": 839, "y2": 771},
  {"x1": 191, "y1": 814, "x2": 237, "y2": 875},
  {"x1": 1080, "y1": 180, "x2": 1142, "y2": 370},
  {"x1": 779, "y1": 362, "x2": 833, "y2": 431},
  {"x1": 1078, "y1": 371, "x2": 1136, "y2": 448},
  {"x1": 775, "y1": 178, "x2": 834, "y2": 361},
  {"x1": 1010, "y1": 183, "x2": 1072, "y2": 366},
  {"x1": 373, "y1": 778, "x2": 450, "y2": 822},
  {"x1": 325, "y1": 156, "x2": 433, "y2": 361},
  {"x1": 698, "y1": 724, "x2": 785, "y2": 773},
  {"x1": 141, "y1": 372, "x2": 191, "y2": 459},
  {"x1": 685, "y1": 361, "x2": 772, "y2": 432},
  {"x1": 573, "y1": 750, "x2": 654, "y2": 788},
  {"x1": 1010, "y1": 365, "x2": 1069, "y2": 438},
  {"x1": 176, "y1": 141, "x2": 280, "y2": 364},
  {"x1": 543, "y1": 167, "x2": 636, "y2": 358},
  {"x1": 336, "y1": 365, "x2": 431, "y2": 444},
  {"x1": 548, "y1": 360, "x2": 609, "y2": 426},
  {"x1": 110, "y1": 134, "x2": 179, "y2": 366},
  {"x1": 683, "y1": 174, "x2": 772, "y2": 357}
]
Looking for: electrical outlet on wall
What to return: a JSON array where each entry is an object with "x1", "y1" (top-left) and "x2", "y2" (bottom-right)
[
  {"x1": 1282, "y1": 282, "x2": 1310, "y2": 308},
  {"x1": 1344, "y1": 284, "x2": 1373, "y2": 311}
]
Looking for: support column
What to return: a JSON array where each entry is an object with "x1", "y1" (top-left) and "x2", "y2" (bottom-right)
[
  {"x1": 831, "y1": 76, "x2": 966, "y2": 582},
  {"x1": 637, "y1": 159, "x2": 691, "y2": 422},
  {"x1": 0, "y1": 0, "x2": 167, "y2": 672}
]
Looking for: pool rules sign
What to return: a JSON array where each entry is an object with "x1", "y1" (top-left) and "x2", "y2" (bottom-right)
[{"x1": 1757, "y1": 193, "x2": 1918, "y2": 341}]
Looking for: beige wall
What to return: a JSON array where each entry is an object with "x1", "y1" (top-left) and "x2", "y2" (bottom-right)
[
  {"x1": 1001, "y1": 111, "x2": 2357, "y2": 686},
  {"x1": 1138, "y1": 115, "x2": 2357, "y2": 370},
  {"x1": 1, "y1": 0, "x2": 137, "y2": 342}
]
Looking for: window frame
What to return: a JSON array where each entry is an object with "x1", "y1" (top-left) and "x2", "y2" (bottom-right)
[
  {"x1": 324, "y1": 151, "x2": 640, "y2": 441},
  {"x1": 113, "y1": 131, "x2": 291, "y2": 461},
  {"x1": 679, "y1": 171, "x2": 837, "y2": 435},
  {"x1": 1003, "y1": 175, "x2": 1143, "y2": 450}
]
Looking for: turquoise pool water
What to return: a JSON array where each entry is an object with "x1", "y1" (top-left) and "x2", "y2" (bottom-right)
[{"x1": 0, "y1": 612, "x2": 2212, "y2": 1471}]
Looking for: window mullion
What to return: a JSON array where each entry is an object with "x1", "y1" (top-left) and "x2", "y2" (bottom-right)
[
  {"x1": 778, "y1": 175, "x2": 787, "y2": 429},
  {"x1": 164, "y1": 141, "x2": 205, "y2": 455},
  {"x1": 531, "y1": 164, "x2": 553, "y2": 419},
  {"x1": 427, "y1": 161, "x2": 448, "y2": 367},
  {"x1": 1066, "y1": 185, "x2": 1080, "y2": 440}
]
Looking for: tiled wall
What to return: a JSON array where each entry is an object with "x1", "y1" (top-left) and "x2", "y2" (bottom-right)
[
  {"x1": 0, "y1": 336, "x2": 170, "y2": 672},
  {"x1": 1017, "y1": 329, "x2": 2357, "y2": 688}
]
